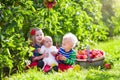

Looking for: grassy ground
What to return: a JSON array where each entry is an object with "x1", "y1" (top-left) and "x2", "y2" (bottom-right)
[{"x1": 4, "y1": 37, "x2": 120, "y2": 80}]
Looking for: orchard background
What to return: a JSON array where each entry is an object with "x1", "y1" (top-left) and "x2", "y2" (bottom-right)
[{"x1": 0, "y1": 0, "x2": 120, "y2": 79}]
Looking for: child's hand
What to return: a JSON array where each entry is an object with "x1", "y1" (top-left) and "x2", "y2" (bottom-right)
[
  {"x1": 58, "y1": 55, "x2": 66, "y2": 61},
  {"x1": 51, "y1": 51, "x2": 57, "y2": 56},
  {"x1": 44, "y1": 53, "x2": 49, "y2": 58},
  {"x1": 38, "y1": 48, "x2": 41, "y2": 53},
  {"x1": 55, "y1": 56, "x2": 59, "y2": 61},
  {"x1": 32, "y1": 54, "x2": 45, "y2": 61}
]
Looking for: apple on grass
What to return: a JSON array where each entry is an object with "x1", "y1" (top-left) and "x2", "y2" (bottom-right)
[{"x1": 104, "y1": 63, "x2": 111, "y2": 69}]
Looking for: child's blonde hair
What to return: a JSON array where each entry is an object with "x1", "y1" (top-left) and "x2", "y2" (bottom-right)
[
  {"x1": 29, "y1": 28, "x2": 44, "y2": 46},
  {"x1": 44, "y1": 36, "x2": 52, "y2": 41},
  {"x1": 63, "y1": 33, "x2": 78, "y2": 48},
  {"x1": 44, "y1": 36, "x2": 53, "y2": 43}
]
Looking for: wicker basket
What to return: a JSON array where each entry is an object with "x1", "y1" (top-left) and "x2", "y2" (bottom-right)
[{"x1": 76, "y1": 46, "x2": 105, "y2": 68}]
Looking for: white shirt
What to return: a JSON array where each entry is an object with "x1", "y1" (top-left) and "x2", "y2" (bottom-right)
[{"x1": 40, "y1": 45, "x2": 58, "y2": 66}]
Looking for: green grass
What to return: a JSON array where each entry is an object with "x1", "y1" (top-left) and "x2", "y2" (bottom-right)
[{"x1": 4, "y1": 37, "x2": 120, "y2": 80}]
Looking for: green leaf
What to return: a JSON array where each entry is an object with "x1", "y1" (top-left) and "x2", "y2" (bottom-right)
[{"x1": 6, "y1": 48, "x2": 11, "y2": 58}]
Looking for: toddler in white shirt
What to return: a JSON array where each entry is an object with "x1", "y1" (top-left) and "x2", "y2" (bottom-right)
[{"x1": 40, "y1": 36, "x2": 58, "y2": 72}]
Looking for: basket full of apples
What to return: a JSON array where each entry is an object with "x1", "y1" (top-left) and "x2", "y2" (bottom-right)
[{"x1": 76, "y1": 46, "x2": 105, "y2": 68}]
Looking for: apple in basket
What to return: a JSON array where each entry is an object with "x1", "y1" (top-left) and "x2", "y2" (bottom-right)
[
  {"x1": 76, "y1": 54, "x2": 88, "y2": 59},
  {"x1": 90, "y1": 50, "x2": 104, "y2": 58},
  {"x1": 77, "y1": 49, "x2": 104, "y2": 59},
  {"x1": 90, "y1": 54, "x2": 95, "y2": 59},
  {"x1": 77, "y1": 50, "x2": 87, "y2": 55},
  {"x1": 79, "y1": 55, "x2": 87, "y2": 59},
  {"x1": 77, "y1": 50, "x2": 88, "y2": 59}
]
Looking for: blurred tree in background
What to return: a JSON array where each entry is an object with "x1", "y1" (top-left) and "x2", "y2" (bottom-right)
[{"x1": 101, "y1": 0, "x2": 120, "y2": 36}]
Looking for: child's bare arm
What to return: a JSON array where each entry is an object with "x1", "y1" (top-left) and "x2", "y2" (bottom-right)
[{"x1": 32, "y1": 54, "x2": 45, "y2": 61}]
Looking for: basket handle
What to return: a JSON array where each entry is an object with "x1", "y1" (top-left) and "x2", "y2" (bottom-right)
[{"x1": 86, "y1": 45, "x2": 92, "y2": 62}]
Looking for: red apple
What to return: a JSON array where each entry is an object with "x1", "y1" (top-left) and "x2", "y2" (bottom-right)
[
  {"x1": 95, "y1": 53, "x2": 103, "y2": 58},
  {"x1": 76, "y1": 54, "x2": 80, "y2": 59},
  {"x1": 104, "y1": 63, "x2": 111, "y2": 69},
  {"x1": 91, "y1": 50, "x2": 97, "y2": 55},
  {"x1": 90, "y1": 54, "x2": 95, "y2": 59},
  {"x1": 100, "y1": 50, "x2": 104, "y2": 55},
  {"x1": 76, "y1": 54, "x2": 84, "y2": 59},
  {"x1": 77, "y1": 49, "x2": 104, "y2": 60},
  {"x1": 77, "y1": 50, "x2": 83, "y2": 55},
  {"x1": 82, "y1": 50, "x2": 87, "y2": 55},
  {"x1": 83, "y1": 55, "x2": 88, "y2": 59},
  {"x1": 79, "y1": 55, "x2": 84, "y2": 59}
]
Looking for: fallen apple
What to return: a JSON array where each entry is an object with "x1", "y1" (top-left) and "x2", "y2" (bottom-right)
[{"x1": 104, "y1": 63, "x2": 111, "y2": 69}]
